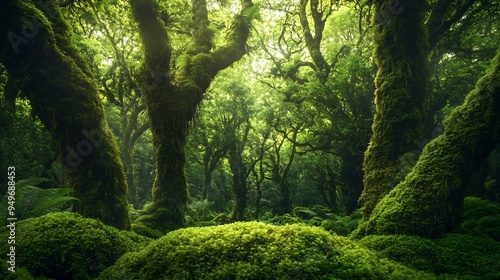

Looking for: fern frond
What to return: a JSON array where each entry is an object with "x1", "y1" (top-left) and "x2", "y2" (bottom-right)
[
  {"x1": 23, "y1": 187, "x2": 77, "y2": 219},
  {"x1": 0, "y1": 178, "x2": 76, "y2": 222}
]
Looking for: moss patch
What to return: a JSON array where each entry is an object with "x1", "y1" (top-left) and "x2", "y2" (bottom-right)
[
  {"x1": 360, "y1": 235, "x2": 440, "y2": 273},
  {"x1": 459, "y1": 197, "x2": 500, "y2": 241},
  {"x1": 100, "y1": 222, "x2": 432, "y2": 279},
  {"x1": 359, "y1": 198, "x2": 500, "y2": 278},
  {"x1": 0, "y1": 212, "x2": 151, "y2": 280}
]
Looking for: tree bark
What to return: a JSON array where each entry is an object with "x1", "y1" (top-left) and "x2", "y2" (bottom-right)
[
  {"x1": 0, "y1": 0, "x2": 131, "y2": 229},
  {"x1": 130, "y1": 0, "x2": 254, "y2": 231},
  {"x1": 359, "y1": 0, "x2": 429, "y2": 219},
  {"x1": 354, "y1": 48, "x2": 500, "y2": 238}
]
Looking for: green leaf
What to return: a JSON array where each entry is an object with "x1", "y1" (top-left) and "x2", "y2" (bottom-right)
[{"x1": 0, "y1": 178, "x2": 77, "y2": 222}]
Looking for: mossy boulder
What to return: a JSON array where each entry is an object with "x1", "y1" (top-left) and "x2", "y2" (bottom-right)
[
  {"x1": 100, "y1": 222, "x2": 433, "y2": 280},
  {"x1": 0, "y1": 212, "x2": 152, "y2": 280}
]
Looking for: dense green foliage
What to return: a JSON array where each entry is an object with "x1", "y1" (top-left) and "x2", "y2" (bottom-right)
[
  {"x1": 100, "y1": 222, "x2": 432, "y2": 279},
  {"x1": 0, "y1": 212, "x2": 151, "y2": 279},
  {"x1": 0, "y1": 178, "x2": 75, "y2": 221},
  {"x1": 1, "y1": 0, "x2": 500, "y2": 278}
]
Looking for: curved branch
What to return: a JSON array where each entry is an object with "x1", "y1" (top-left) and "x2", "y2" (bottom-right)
[
  {"x1": 199, "y1": 0, "x2": 255, "y2": 89},
  {"x1": 131, "y1": 121, "x2": 150, "y2": 144},
  {"x1": 298, "y1": 0, "x2": 329, "y2": 76},
  {"x1": 130, "y1": 0, "x2": 172, "y2": 80}
]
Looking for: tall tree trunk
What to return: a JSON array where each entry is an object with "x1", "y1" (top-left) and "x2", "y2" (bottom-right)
[
  {"x1": 121, "y1": 106, "x2": 149, "y2": 209},
  {"x1": 122, "y1": 141, "x2": 138, "y2": 208},
  {"x1": 359, "y1": 0, "x2": 429, "y2": 219},
  {"x1": 130, "y1": 0, "x2": 254, "y2": 231},
  {"x1": 277, "y1": 127, "x2": 299, "y2": 214},
  {"x1": 229, "y1": 144, "x2": 247, "y2": 221},
  {"x1": 0, "y1": 0, "x2": 131, "y2": 229},
  {"x1": 202, "y1": 170, "x2": 213, "y2": 200},
  {"x1": 202, "y1": 144, "x2": 228, "y2": 200},
  {"x1": 354, "y1": 49, "x2": 500, "y2": 238}
]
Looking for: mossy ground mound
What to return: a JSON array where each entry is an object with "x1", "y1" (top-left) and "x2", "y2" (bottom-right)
[
  {"x1": 360, "y1": 233, "x2": 500, "y2": 279},
  {"x1": 359, "y1": 198, "x2": 500, "y2": 279},
  {"x1": 459, "y1": 197, "x2": 500, "y2": 241},
  {"x1": 100, "y1": 221, "x2": 432, "y2": 280},
  {"x1": 0, "y1": 212, "x2": 151, "y2": 280}
]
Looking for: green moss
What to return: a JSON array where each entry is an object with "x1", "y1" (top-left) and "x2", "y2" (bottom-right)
[
  {"x1": 0, "y1": 212, "x2": 151, "y2": 280},
  {"x1": 0, "y1": 261, "x2": 34, "y2": 280},
  {"x1": 459, "y1": 197, "x2": 500, "y2": 241},
  {"x1": 435, "y1": 234, "x2": 500, "y2": 278},
  {"x1": 132, "y1": 223, "x2": 164, "y2": 239},
  {"x1": 360, "y1": 235, "x2": 440, "y2": 273},
  {"x1": 359, "y1": 233, "x2": 500, "y2": 278},
  {"x1": 462, "y1": 196, "x2": 500, "y2": 219},
  {"x1": 360, "y1": 0, "x2": 430, "y2": 219},
  {"x1": 0, "y1": 0, "x2": 132, "y2": 230},
  {"x1": 355, "y1": 49, "x2": 500, "y2": 238},
  {"x1": 100, "y1": 222, "x2": 433, "y2": 279}
]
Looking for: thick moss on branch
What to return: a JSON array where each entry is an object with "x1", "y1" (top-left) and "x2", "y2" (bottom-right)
[
  {"x1": 0, "y1": 0, "x2": 131, "y2": 229},
  {"x1": 100, "y1": 222, "x2": 432, "y2": 279},
  {"x1": 131, "y1": 0, "x2": 256, "y2": 231},
  {"x1": 359, "y1": 0, "x2": 430, "y2": 219},
  {"x1": 355, "y1": 49, "x2": 500, "y2": 238}
]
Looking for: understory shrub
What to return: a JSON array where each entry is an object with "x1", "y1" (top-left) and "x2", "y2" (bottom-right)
[
  {"x1": 0, "y1": 212, "x2": 151, "y2": 280},
  {"x1": 100, "y1": 222, "x2": 433, "y2": 280}
]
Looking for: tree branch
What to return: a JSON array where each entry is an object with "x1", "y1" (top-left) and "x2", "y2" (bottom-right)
[
  {"x1": 130, "y1": 0, "x2": 172, "y2": 80},
  {"x1": 191, "y1": 0, "x2": 213, "y2": 53},
  {"x1": 299, "y1": 0, "x2": 329, "y2": 76}
]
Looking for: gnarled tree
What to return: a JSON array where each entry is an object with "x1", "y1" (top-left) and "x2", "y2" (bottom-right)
[
  {"x1": 0, "y1": 0, "x2": 131, "y2": 229},
  {"x1": 130, "y1": 0, "x2": 256, "y2": 231},
  {"x1": 355, "y1": 48, "x2": 500, "y2": 238}
]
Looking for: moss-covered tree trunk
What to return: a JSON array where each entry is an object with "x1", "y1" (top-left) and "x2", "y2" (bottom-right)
[
  {"x1": 359, "y1": 0, "x2": 429, "y2": 218},
  {"x1": 130, "y1": 0, "x2": 254, "y2": 231},
  {"x1": 0, "y1": 0, "x2": 131, "y2": 229},
  {"x1": 354, "y1": 49, "x2": 500, "y2": 238}
]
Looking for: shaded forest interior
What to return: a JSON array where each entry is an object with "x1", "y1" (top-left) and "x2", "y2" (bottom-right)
[{"x1": 0, "y1": 0, "x2": 500, "y2": 279}]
